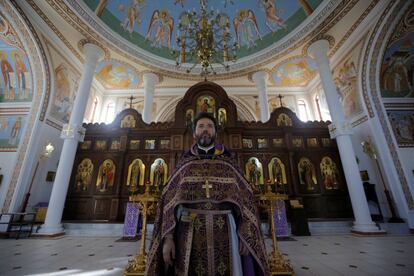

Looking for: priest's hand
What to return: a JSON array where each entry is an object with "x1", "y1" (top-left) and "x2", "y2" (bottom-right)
[
  {"x1": 163, "y1": 234, "x2": 175, "y2": 267},
  {"x1": 239, "y1": 239, "x2": 249, "y2": 256}
]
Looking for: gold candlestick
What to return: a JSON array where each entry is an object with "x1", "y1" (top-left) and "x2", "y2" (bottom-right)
[
  {"x1": 124, "y1": 188, "x2": 159, "y2": 275},
  {"x1": 259, "y1": 192, "x2": 294, "y2": 275}
]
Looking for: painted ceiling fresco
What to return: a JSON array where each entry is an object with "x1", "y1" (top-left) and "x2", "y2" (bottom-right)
[
  {"x1": 96, "y1": 60, "x2": 140, "y2": 89},
  {"x1": 82, "y1": 0, "x2": 323, "y2": 61},
  {"x1": 0, "y1": 12, "x2": 32, "y2": 102},
  {"x1": 272, "y1": 57, "x2": 317, "y2": 86},
  {"x1": 0, "y1": 115, "x2": 27, "y2": 149},
  {"x1": 381, "y1": 31, "x2": 414, "y2": 98},
  {"x1": 387, "y1": 110, "x2": 414, "y2": 146}
]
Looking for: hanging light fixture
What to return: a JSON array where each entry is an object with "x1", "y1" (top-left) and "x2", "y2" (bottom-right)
[{"x1": 173, "y1": 0, "x2": 237, "y2": 76}]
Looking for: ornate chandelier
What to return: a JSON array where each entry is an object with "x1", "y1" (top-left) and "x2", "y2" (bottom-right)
[{"x1": 173, "y1": 0, "x2": 237, "y2": 76}]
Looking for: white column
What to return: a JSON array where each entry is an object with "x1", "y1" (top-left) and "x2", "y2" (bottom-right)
[
  {"x1": 252, "y1": 71, "x2": 270, "y2": 122},
  {"x1": 38, "y1": 44, "x2": 104, "y2": 235},
  {"x1": 308, "y1": 40, "x2": 382, "y2": 233},
  {"x1": 142, "y1": 72, "x2": 159, "y2": 124}
]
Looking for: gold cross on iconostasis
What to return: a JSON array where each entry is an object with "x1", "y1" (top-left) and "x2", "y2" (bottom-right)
[
  {"x1": 126, "y1": 95, "x2": 139, "y2": 109},
  {"x1": 278, "y1": 94, "x2": 284, "y2": 107}
]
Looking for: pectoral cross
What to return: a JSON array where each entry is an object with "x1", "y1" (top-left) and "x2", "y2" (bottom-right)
[{"x1": 202, "y1": 179, "x2": 212, "y2": 198}]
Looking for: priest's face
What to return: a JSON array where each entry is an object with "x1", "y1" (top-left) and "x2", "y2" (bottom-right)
[{"x1": 194, "y1": 117, "x2": 216, "y2": 147}]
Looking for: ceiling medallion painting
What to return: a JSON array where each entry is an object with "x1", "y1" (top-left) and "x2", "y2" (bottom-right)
[
  {"x1": 95, "y1": 60, "x2": 140, "y2": 89},
  {"x1": 82, "y1": 0, "x2": 323, "y2": 63},
  {"x1": 272, "y1": 57, "x2": 317, "y2": 87}
]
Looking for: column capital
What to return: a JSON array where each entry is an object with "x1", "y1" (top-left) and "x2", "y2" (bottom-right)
[
  {"x1": 328, "y1": 121, "x2": 353, "y2": 139},
  {"x1": 308, "y1": 39, "x2": 330, "y2": 62},
  {"x1": 60, "y1": 123, "x2": 86, "y2": 142},
  {"x1": 251, "y1": 71, "x2": 268, "y2": 83},
  {"x1": 142, "y1": 72, "x2": 159, "y2": 84},
  {"x1": 83, "y1": 43, "x2": 105, "y2": 64}
]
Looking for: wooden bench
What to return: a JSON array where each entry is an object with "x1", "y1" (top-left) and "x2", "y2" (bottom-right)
[{"x1": 0, "y1": 213, "x2": 36, "y2": 239}]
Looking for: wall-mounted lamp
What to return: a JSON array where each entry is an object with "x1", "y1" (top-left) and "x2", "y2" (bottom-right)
[
  {"x1": 21, "y1": 142, "x2": 55, "y2": 213},
  {"x1": 41, "y1": 142, "x2": 55, "y2": 159}
]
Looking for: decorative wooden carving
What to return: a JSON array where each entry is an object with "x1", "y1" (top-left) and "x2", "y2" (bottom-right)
[{"x1": 64, "y1": 81, "x2": 352, "y2": 222}]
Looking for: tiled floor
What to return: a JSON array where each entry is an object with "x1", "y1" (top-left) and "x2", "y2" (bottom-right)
[
  {"x1": 0, "y1": 234, "x2": 413, "y2": 275},
  {"x1": 276, "y1": 235, "x2": 414, "y2": 276}
]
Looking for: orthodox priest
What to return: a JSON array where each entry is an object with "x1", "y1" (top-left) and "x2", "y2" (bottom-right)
[{"x1": 146, "y1": 112, "x2": 269, "y2": 275}]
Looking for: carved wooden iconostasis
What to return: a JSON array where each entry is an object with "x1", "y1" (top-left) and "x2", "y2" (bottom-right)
[{"x1": 63, "y1": 81, "x2": 352, "y2": 222}]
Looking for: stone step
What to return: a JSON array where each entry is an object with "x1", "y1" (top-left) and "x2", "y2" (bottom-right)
[
  {"x1": 308, "y1": 221, "x2": 352, "y2": 235},
  {"x1": 59, "y1": 221, "x2": 410, "y2": 237},
  {"x1": 378, "y1": 222, "x2": 411, "y2": 235},
  {"x1": 62, "y1": 222, "x2": 124, "y2": 236}
]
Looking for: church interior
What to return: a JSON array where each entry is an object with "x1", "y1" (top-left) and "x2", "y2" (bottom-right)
[{"x1": 0, "y1": 0, "x2": 413, "y2": 275}]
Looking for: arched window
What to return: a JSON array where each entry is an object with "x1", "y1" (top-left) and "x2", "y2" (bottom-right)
[
  {"x1": 297, "y1": 100, "x2": 308, "y2": 122},
  {"x1": 104, "y1": 101, "x2": 115, "y2": 124},
  {"x1": 89, "y1": 97, "x2": 99, "y2": 123}
]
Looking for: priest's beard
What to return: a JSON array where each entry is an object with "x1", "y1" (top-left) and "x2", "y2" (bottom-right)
[{"x1": 196, "y1": 132, "x2": 215, "y2": 147}]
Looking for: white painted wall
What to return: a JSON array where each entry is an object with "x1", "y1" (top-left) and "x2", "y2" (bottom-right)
[
  {"x1": 0, "y1": 152, "x2": 19, "y2": 211},
  {"x1": 398, "y1": 149, "x2": 414, "y2": 194},
  {"x1": 3, "y1": 120, "x2": 63, "y2": 213},
  {"x1": 25, "y1": 123, "x2": 63, "y2": 212},
  {"x1": 350, "y1": 121, "x2": 392, "y2": 219}
]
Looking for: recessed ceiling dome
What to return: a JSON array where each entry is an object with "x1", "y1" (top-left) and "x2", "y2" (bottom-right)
[{"x1": 71, "y1": 0, "x2": 332, "y2": 75}]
